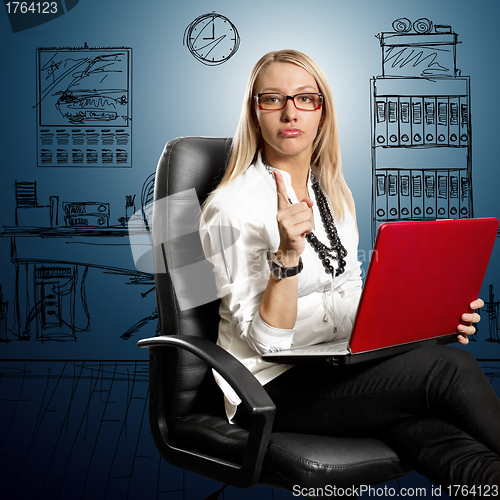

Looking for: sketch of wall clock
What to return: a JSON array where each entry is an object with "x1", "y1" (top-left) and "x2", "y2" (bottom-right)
[{"x1": 183, "y1": 13, "x2": 240, "y2": 66}]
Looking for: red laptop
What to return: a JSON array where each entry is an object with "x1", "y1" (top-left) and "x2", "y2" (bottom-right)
[{"x1": 262, "y1": 218, "x2": 499, "y2": 366}]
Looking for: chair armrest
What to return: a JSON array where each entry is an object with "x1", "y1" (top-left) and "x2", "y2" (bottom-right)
[
  {"x1": 138, "y1": 334, "x2": 275, "y2": 415},
  {"x1": 137, "y1": 334, "x2": 276, "y2": 488}
]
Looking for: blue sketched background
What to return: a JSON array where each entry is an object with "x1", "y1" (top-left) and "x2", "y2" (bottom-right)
[{"x1": 0, "y1": 0, "x2": 499, "y2": 498}]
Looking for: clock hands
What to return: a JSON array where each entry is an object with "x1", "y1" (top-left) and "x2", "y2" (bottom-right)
[
  {"x1": 196, "y1": 35, "x2": 227, "y2": 58},
  {"x1": 190, "y1": 18, "x2": 227, "y2": 56},
  {"x1": 203, "y1": 22, "x2": 215, "y2": 40},
  {"x1": 184, "y1": 12, "x2": 240, "y2": 66}
]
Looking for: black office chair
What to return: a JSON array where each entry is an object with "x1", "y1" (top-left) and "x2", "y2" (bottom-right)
[{"x1": 137, "y1": 137, "x2": 413, "y2": 495}]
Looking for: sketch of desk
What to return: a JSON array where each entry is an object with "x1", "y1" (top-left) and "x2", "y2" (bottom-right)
[{"x1": 1, "y1": 225, "x2": 154, "y2": 343}]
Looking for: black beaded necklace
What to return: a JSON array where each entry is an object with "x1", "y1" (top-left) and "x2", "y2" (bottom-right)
[{"x1": 262, "y1": 155, "x2": 347, "y2": 277}]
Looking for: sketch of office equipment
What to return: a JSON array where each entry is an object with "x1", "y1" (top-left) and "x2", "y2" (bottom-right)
[
  {"x1": 14, "y1": 181, "x2": 60, "y2": 227},
  {"x1": 31, "y1": 263, "x2": 87, "y2": 341},
  {"x1": 62, "y1": 201, "x2": 110, "y2": 227},
  {"x1": 1, "y1": 176, "x2": 158, "y2": 343},
  {"x1": 382, "y1": 18, "x2": 457, "y2": 78},
  {"x1": 13, "y1": 181, "x2": 113, "y2": 231},
  {"x1": 371, "y1": 20, "x2": 472, "y2": 240},
  {"x1": 35, "y1": 44, "x2": 132, "y2": 168},
  {"x1": 484, "y1": 284, "x2": 500, "y2": 344}
]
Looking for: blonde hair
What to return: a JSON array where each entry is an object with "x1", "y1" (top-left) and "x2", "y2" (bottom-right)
[{"x1": 203, "y1": 49, "x2": 356, "y2": 223}]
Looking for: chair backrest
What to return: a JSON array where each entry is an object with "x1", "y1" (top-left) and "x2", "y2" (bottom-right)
[{"x1": 153, "y1": 137, "x2": 232, "y2": 424}]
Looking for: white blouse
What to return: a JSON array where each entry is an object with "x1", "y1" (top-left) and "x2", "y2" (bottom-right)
[{"x1": 200, "y1": 155, "x2": 362, "y2": 420}]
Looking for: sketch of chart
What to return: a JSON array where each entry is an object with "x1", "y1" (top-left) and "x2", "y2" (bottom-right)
[{"x1": 35, "y1": 44, "x2": 132, "y2": 168}]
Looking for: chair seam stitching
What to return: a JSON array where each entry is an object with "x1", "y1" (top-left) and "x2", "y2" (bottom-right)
[{"x1": 269, "y1": 443, "x2": 399, "y2": 470}]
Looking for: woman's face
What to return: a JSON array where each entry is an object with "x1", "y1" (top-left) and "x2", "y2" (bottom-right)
[{"x1": 253, "y1": 62, "x2": 323, "y2": 164}]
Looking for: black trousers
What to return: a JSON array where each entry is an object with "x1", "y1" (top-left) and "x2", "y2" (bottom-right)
[{"x1": 260, "y1": 346, "x2": 500, "y2": 491}]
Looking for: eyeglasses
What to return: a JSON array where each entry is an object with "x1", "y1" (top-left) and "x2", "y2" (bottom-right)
[{"x1": 254, "y1": 93, "x2": 323, "y2": 111}]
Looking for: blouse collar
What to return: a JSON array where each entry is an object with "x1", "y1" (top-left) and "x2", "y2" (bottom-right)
[{"x1": 254, "y1": 152, "x2": 312, "y2": 205}]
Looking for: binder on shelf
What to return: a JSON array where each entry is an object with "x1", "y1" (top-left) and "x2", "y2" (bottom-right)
[
  {"x1": 424, "y1": 172, "x2": 436, "y2": 218},
  {"x1": 411, "y1": 171, "x2": 424, "y2": 218},
  {"x1": 400, "y1": 172, "x2": 411, "y2": 218},
  {"x1": 399, "y1": 97, "x2": 411, "y2": 146},
  {"x1": 437, "y1": 98, "x2": 449, "y2": 145},
  {"x1": 449, "y1": 172, "x2": 460, "y2": 217},
  {"x1": 437, "y1": 172, "x2": 448, "y2": 217},
  {"x1": 387, "y1": 100, "x2": 399, "y2": 146},
  {"x1": 424, "y1": 97, "x2": 436, "y2": 145},
  {"x1": 449, "y1": 98, "x2": 460, "y2": 145},
  {"x1": 374, "y1": 173, "x2": 387, "y2": 220},
  {"x1": 374, "y1": 99, "x2": 387, "y2": 147},
  {"x1": 387, "y1": 172, "x2": 399, "y2": 219},
  {"x1": 459, "y1": 170, "x2": 470, "y2": 217},
  {"x1": 459, "y1": 97, "x2": 469, "y2": 146},
  {"x1": 411, "y1": 98, "x2": 424, "y2": 146}
]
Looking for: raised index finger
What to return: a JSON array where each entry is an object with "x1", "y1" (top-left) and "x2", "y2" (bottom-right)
[{"x1": 273, "y1": 169, "x2": 290, "y2": 210}]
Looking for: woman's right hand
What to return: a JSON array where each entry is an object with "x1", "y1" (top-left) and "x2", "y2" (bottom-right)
[{"x1": 274, "y1": 169, "x2": 314, "y2": 265}]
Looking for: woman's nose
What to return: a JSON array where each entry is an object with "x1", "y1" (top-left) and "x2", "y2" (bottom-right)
[{"x1": 281, "y1": 98, "x2": 297, "y2": 121}]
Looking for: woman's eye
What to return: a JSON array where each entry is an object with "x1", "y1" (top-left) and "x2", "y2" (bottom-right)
[{"x1": 265, "y1": 95, "x2": 280, "y2": 103}]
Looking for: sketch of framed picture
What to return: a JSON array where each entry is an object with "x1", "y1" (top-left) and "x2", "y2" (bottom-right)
[{"x1": 36, "y1": 45, "x2": 132, "y2": 168}]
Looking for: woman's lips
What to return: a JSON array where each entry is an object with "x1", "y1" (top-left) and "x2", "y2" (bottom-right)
[{"x1": 279, "y1": 128, "x2": 303, "y2": 137}]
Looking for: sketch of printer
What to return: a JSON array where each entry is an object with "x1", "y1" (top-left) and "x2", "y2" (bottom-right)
[
  {"x1": 54, "y1": 89, "x2": 127, "y2": 124},
  {"x1": 62, "y1": 202, "x2": 110, "y2": 227}
]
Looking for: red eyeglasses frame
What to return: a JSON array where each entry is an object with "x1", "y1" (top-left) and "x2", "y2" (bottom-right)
[{"x1": 254, "y1": 93, "x2": 323, "y2": 111}]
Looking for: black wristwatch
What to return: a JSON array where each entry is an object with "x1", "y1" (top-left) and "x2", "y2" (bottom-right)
[{"x1": 267, "y1": 251, "x2": 303, "y2": 280}]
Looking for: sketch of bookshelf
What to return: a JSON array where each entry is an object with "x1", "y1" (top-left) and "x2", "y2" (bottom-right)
[{"x1": 371, "y1": 18, "x2": 472, "y2": 241}]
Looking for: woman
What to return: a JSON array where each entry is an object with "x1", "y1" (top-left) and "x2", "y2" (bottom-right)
[{"x1": 200, "y1": 49, "x2": 500, "y2": 489}]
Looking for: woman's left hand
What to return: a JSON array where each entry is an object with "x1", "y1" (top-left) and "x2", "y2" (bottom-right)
[{"x1": 457, "y1": 298, "x2": 484, "y2": 345}]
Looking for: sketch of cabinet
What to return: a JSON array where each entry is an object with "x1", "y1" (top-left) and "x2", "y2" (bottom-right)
[{"x1": 370, "y1": 20, "x2": 472, "y2": 240}]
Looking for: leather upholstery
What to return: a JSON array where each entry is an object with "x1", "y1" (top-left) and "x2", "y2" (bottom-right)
[
  {"x1": 153, "y1": 137, "x2": 230, "y2": 423},
  {"x1": 145, "y1": 136, "x2": 413, "y2": 491},
  {"x1": 170, "y1": 413, "x2": 412, "y2": 489}
]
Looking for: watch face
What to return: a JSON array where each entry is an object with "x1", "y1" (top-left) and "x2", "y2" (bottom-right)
[
  {"x1": 271, "y1": 266, "x2": 282, "y2": 280},
  {"x1": 184, "y1": 13, "x2": 240, "y2": 66}
]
